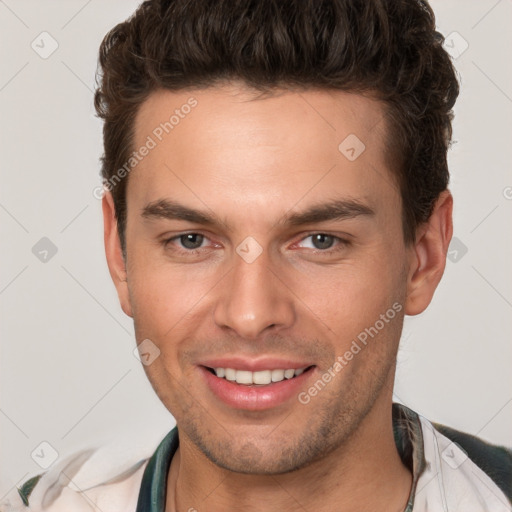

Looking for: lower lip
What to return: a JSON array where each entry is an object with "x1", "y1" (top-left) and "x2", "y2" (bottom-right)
[{"x1": 200, "y1": 366, "x2": 315, "y2": 411}]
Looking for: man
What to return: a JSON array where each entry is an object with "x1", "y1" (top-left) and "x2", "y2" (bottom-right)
[{"x1": 5, "y1": 0, "x2": 511, "y2": 511}]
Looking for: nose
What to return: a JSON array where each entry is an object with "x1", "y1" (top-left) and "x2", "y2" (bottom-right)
[{"x1": 213, "y1": 248, "x2": 295, "y2": 339}]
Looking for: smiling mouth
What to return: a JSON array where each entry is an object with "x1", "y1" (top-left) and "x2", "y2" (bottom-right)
[{"x1": 203, "y1": 366, "x2": 315, "y2": 386}]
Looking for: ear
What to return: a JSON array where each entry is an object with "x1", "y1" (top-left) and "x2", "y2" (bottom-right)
[
  {"x1": 405, "y1": 190, "x2": 453, "y2": 316},
  {"x1": 102, "y1": 192, "x2": 133, "y2": 318}
]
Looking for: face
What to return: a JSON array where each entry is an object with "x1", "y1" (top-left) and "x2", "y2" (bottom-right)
[{"x1": 104, "y1": 84, "x2": 438, "y2": 475}]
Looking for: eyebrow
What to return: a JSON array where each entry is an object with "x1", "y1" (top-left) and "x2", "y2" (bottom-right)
[
  {"x1": 283, "y1": 198, "x2": 375, "y2": 226},
  {"x1": 141, "y1": 198, "x2": 375, "y2": 229},
  {"x1": 142, "y1": 199, "x2": 220, "y2": 226}
]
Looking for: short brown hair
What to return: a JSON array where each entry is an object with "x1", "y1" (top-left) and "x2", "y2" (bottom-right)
[{"x1": 94, "y1": 0, "x2": 459, "y2": 252}]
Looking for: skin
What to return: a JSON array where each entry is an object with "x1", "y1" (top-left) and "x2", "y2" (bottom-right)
[{"x1": 103, "y1": 83, "x2": 453, "y2": 512}]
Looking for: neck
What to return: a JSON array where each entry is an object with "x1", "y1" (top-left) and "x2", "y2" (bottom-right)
[{"x1": 166, "y1": 400, "x2": 412, "y2": 512}]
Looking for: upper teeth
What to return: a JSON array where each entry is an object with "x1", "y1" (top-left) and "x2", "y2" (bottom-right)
[{"x1": 214, "y1": 367, "x2": 306, "y2": 385}]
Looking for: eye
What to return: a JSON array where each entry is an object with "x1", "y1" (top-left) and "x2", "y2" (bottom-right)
[
  {"x1": 295, "y1": 233, "x2": 349, "y2": 252},
  {"x1": 163, "y1": 232, "x2": 211, "y2": 252},
  {"x1": 302, "y1": 234, "x2": 335, "y2": 250},
  {"x1": 178, "y1": 233, "x2": 206, "y2": 250}
]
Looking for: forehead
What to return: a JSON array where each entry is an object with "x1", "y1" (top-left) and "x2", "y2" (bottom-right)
[{"x1": 129, "y1": 84, "x2": 400, "y2": 226}]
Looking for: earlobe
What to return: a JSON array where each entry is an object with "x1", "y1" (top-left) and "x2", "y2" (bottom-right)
[
  {"x1": 102, "y1": 192, "x2": 133, "y2": 318},
  {"x1": 405, "y1": 190, "x2": 453, "y2": 316}
]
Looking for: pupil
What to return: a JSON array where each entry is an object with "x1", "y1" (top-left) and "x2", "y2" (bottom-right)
[
  {"x1": 313, "y1": 234, "x2": 333, "y2": 250},
  {"x1": 181, "y1": 234, "x2": 203, "y2": 249}
]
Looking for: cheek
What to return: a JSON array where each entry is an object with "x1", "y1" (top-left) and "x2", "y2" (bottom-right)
[
  {"x1": 126, "y1": 246, "x2": 224, "y2": 361},
  {"x1": 289, "y1": 253, "x2": 404, "y2": 337},
  {"x1": 129, "y1": 267, "x2": 204, "y2": 335}
]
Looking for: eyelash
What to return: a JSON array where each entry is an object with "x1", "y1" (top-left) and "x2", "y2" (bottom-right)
[{"x1": 162, "y1": 232, "x2": 350, "y2": 255}]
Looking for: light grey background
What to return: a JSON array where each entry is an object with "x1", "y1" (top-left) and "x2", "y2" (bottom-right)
[{"x1": 1, "y1": 0, "x2": 511, "y2": 499}]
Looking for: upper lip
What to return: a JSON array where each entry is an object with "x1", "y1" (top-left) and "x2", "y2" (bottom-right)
[{"x1": 199, "y1": 357, "x2": 314, "y2": 372}]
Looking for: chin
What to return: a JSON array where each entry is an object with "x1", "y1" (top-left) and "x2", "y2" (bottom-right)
[{"x1": 186, "y1": 424, "x2": 335, "y2": 475}]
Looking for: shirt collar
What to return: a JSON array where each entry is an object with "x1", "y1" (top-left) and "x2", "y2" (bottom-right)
[
  {"x1": 136, "y1": 403, "x2": 426, "y2": 512},
  {"x1": 136, "y1": 425, "x2": 179, "y2": 512}
]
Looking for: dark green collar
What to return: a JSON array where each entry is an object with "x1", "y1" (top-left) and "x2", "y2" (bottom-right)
[
  {"x1": 136, "y1": 425, "x2": 179, "y2": 512},
  {"x1": 135, "y1": 403, "x2": 425, "y2": 512}
]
